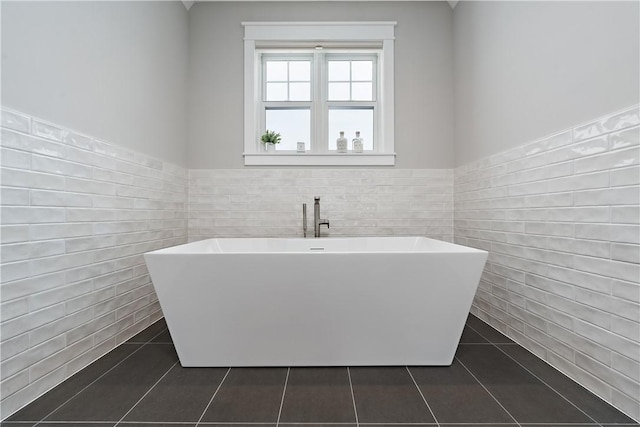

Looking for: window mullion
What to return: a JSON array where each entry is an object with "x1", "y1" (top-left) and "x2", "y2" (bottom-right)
[
  {"x1": 286, "y1": 60, "x2": 290, "y2": 101},
  {"x1": 375, "y1": 50, "x2": 382, "y2": 153},
  {"x1": 349, "y1": 60, "x2": 353, "y2": 100},
  {"x1": 313, "y1": 51, "x2": 328, "y2": 154}
]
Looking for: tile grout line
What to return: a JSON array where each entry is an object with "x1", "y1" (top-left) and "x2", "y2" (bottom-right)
[
  {"x1": 196, "y1": 422, "x2": 273, "y2": 425},
  {"x1": 274, "y1": 424, "x2": 356, "y2": 426},
  {"x1": 275, "y1": 367, "x2": 291, "y2": 427},
  {"x1": 465, "y1": 322, "x2": 601, "y2": 426},
  {"x1": 454, "y1": 356, "x2": 522, "y2": 427},
  {"x1": 405, "y1": 366, "x2": 440, "y2": 427},
  {"x1": 346, "y1": 367, "x2": 360, "y2": 427},
  {"x1": 458, "y1": 342, "x2": 520, "y2": 345},
  {"x1": 21, "y1": 422, "x2": 116, "y2": 425},
  {"x1": 113, "y1": 360, "x2": 180, "y2": 426},
  {"x1": 195, "y1": 366, "x2": 231, "y2": 427},
  {"x1": 122, "y1": 342, "x2": 175, "y2": 345},
  {"x1": 32, "y1": 326, "x2": 170, "y2": 426}
]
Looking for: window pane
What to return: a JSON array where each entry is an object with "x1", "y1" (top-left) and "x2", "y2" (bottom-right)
[
  {"x1": 328, "y1": 83, "x2": 350, "y2": 101},
  {"x1": 352, "y1": 82, "x2": 373, "y2": 101},
  {"x1": 289, "y1": 83, "x2": 311, "y2": 101},
  {"x1": 328, "y1": 61, "x2": 350, "y2": 81},
  {"x1": 352, "y1": 61, "x2": 373, "y2": 81},
  {"x1": 266, "y1": 83, "x2": 288, "y2": 101},
  {"x1": 265, "y1": 109, "x2": 311, "y2": 151},
  {"x1": 328, "y1": 108, "x2": 374, "y2": 150},
  {"x1": 266, "y1": 61, "x2": 287, "y2": 81},
  {"x1": 289, "y1": 61, "x2": 310, "y2": 81}
]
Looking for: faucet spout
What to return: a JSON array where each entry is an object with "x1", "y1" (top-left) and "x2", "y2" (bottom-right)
[{"x1": 313, "y1": 197, "x2": 330, "y2": 238}]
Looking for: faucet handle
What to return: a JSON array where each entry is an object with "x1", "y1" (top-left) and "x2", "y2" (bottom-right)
[{"x1": 314, "y1": 196, "x2": 320, "y2": 202}]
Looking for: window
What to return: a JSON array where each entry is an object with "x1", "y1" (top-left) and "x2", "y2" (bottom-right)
[
  {"x1": 263, "y1": 56, "x2": 313, "y2": 151},
  {"x1": 326, "y1": 57, "x2": 376, "y2": 151},
  {"x1": 243, "y1": 22, "x2": 396, "y2": 166},
  {"x1": 261, "y1": 53, "x2": 377, "y2": 153}
]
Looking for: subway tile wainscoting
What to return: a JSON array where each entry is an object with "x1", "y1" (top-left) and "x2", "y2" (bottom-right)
[
  {"x1": 455, "y1": 105, "x2": 640, "y2": 419},
  {"x1": 0, "y1": 108, "x2": 188, "y2": 418},
  {"x1": 0, "y1": 105, "x2": 639, "y2": 422},
  {"x1": 188, "y1": 169, "x2": 454, "y2": 241}
]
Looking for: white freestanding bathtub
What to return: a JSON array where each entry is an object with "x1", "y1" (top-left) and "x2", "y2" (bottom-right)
[{"x1": 144, "y1": 237, "x2": 487, "y2": 367}]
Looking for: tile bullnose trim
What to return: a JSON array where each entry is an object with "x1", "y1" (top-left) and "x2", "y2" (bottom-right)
[
  {"x1": 457, "y1": 104, "x2": 640, "y2": 174},
  {"x1": 0, "y1": 106, "x2": 187, "y2": 179}
]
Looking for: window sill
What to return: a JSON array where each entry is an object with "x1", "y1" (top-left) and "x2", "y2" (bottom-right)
[{"x1": 243, "y1": 153, "x2": 396, "y2": 166}]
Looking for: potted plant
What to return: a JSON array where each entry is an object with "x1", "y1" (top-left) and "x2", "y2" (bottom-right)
[{"x1": 261, "y1": 129, "x2": 281, "y2": 152}]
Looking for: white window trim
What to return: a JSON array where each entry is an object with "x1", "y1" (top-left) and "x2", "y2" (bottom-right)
[{"x1": 243, "y1": 21, "x2": 396, "y2": 166}]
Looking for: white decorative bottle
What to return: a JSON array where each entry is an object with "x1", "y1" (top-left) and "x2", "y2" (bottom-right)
[
  {"x1": 353, "y1": 131, "x2": 363, "y2": 153},
  {"x1": 336, "y1": 131, "x2": 348, "y2": 153}
]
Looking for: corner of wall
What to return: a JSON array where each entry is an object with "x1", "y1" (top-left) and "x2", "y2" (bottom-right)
[
  {"x1": 454, "y1": 105, "x2": 640, "y2": 421},
  {"x1": 0, "y1": 107, "x2": 189, "y2": 419}
]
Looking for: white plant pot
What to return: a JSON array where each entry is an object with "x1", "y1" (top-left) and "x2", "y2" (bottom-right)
[{"x1": 264, "y1": 143, "x2": 276, "y2": 152}]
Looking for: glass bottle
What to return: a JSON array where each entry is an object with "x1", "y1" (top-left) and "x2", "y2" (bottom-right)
[
  {"x1": 336, "y1": 131, "x2": 348, "y2": 153},
  {"x1": 353, "y1": 131, "x2": 363, "y2": 153}
]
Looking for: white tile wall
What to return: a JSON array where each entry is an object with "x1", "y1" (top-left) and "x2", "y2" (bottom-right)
[
  {"x1": 188, "y1": 168, "x2": 454, "y2": 241},
  {"x1": 0, "y1": 108, "x2": 187, "y2": 419},
  {"x1": 455, "y1": 105, "x2": 640, "y2": 420}
]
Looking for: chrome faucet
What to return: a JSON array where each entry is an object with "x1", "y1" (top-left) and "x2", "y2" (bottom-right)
[
  {"x1": 313, "y1": 197, "x2": 330, "y2": 237},
  {"x1": 302, "y1": 203, "x2": 307, "y2": 237}
]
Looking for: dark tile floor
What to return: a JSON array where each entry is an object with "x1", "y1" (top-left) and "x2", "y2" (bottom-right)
[{"x1": 3, "y1": 314, "x2": 638, "y2": 427}]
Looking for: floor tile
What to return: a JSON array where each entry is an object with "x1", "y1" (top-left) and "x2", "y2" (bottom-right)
[
  {"x1": 7, "y1": 344, "x2": 141, "y2": 422},
  {"x1": 349, "y1": 367, "x2": 435, "y2": 423},
  {"x1": 126, "y1": 319, "x2": 167, "y2": 343},
  {"x1": 435, "y1": 425, "x2": 518, "y2": 427},
  {"x1": 466, "y1": 314, "x2": 514, "y2": 344},
  {"x1": 359, "y1": 424, "x2": 437, "y2": 427},
  {"x1": 499, "y1": 344, "x2": 638, "y2": 424},
  {"x1": 278, "y1": 367, "x2": 356, "y2": 423},
  {"x1": 521, "y1": 424, "x2": 600, "y2": 427},
  {"x1": 36, "y1": 424, "x2": 114, "y2": 426},
  {"x1": 279, "y1": 425, "x2": 356, "y2": 427},
  {"x1": 198, "y1": 424, "x2": 275, "y2": 427},
  {"x1": 409, "y1": 360, "x2": 514, "y2": 423},
  {"x1": 150, "y1": 329, "x2": 173, "y2": 343},
  {"x1": 123, "y1": 364, "x2": 228, "y2": 422},
  {"x1": 0, "y1": 422, "x2": 36, "y2": 426},
  {"x1": 118, "y1": 423, "x2": 193, "y2": 427},
  {"x1": 459, "y1": 325, "x2": 489, "y2": 343},
  {"x1": 45, "y1": 344, "x2": 178, "y2": 422},
  {"x1": 456, "y1": 345, "x2": 593, "y2": 423},
  {"x1": 200, "y1": 368, "x2": 287, "y2": 422},
  {"x1": 4, "y1": 317, "x2": 638, "y2": 426}
]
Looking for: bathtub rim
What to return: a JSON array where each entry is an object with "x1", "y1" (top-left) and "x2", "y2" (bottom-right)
[{"x1": 146, "y1": 236, "x2": 487, "y2": 255}]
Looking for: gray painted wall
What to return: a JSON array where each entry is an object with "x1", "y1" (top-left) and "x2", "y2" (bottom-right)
[
  {"x1": 187, "y1": 1, "x2": 454, "y2": 169},
  {"x1": 4, "y1": 1, "x2": 637, "y2": 169},
  {"x1": 453, "y1": 1, "x2": 640, "y2": 167},
  {"x1": 1, "y1": 1, "x2": 189, "y2": 166}
]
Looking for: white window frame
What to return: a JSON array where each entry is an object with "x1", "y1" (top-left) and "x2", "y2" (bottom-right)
[
  {"x1": 243, "y1": 21, "x2": 396, "y2": 166},
  {"x1": 261, "y1": 53, "x2": 315, "y2": 152}
]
